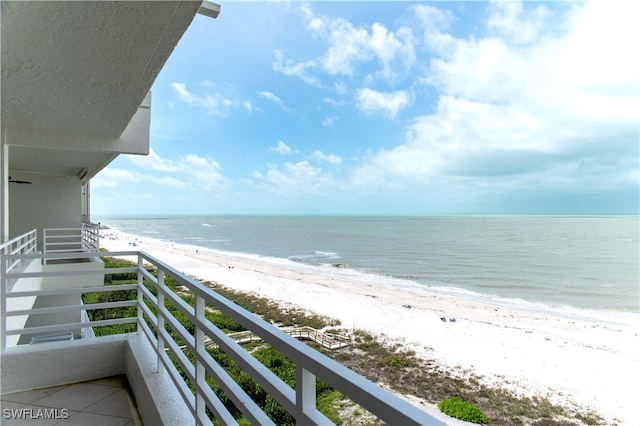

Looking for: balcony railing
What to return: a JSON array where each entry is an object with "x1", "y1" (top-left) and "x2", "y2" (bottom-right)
[
  {"x1": 43, "y1": 222, "x2": 100, "y2": 255},
  {"x1": 0, "y1": 229, "x2": 37, "y2": 274},
  {"x1": 1, "y1": 249, "x2": 442, "y2": 425}
]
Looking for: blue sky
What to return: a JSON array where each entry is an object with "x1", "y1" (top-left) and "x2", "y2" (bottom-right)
[{"x1": 92, "y1": 1, "x2": 639, "y2": 216}]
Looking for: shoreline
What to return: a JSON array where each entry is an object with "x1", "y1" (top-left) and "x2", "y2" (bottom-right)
[{"x1": 101, "y1": 228, "x2": 639, "y2": 424}]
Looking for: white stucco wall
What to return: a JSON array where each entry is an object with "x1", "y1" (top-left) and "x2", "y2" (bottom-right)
[
  {"x1": 42, "y1": 258, "x2": 105, "y2": 289},
  {"x1": 9, "y1": 172, "x2": 81, "y2": 247}
]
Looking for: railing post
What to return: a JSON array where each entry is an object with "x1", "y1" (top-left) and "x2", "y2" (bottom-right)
[
  {"x1": 296, "y1": 365, "x2": 317, "y2": 423},
  {"x1": 137, "y1": 255, "x2": 144, "y2": 336},
  {"x1": 195, "y1": 295, "x2": 206, "y2": 425},
  {"x1": 156, "y1": 269, "x2": 165, "y2": 374}
]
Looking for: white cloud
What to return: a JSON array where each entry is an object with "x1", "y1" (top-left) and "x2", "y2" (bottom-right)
[
  {"x1": 128, "y1": 149, "x2": 179, "y2": 172},
  {"x1": 270, "y1": 140, "x2": 293, "y2": 155},
  {"x1": 487, "y1": 1, "x2": 549, "y2": 45},
  {"x1": 356, "y1": 88, "x2": 411, "y2": 119},
  {"x1": 97, "y1": 151, "x2": 226, "y2": 193},
  {"x1": 253, "y1": 161, "x2": 333, "y2": 195},
  {"x1": 275, "y1": 5, "x2": 416, "y2": 86},
  {"x1": 258, "y1": 91, "x2": 283, "y2": 105},
  {"x1": 170, "y1": 82, "x2": 236, "y2": 115},
  {"x1": 349, "y1": 0, "x2": 639, "y2": 196},
  {"x1": 322, "y1": 115, "x2": 338, "y2": 127},
  {"x1": 91, "y1": 168, "x2": 138, "y2": 188},
  {"x1": 150, "y1": 176, "x2": 186, "y2": 188},
  {"x1": 323, "y1": 97, "x2": 344, "y2": 108},
  {"x1": 369, "y1": 23, "x2": 416, "y2": 80},
  {"x1": 318, "y1": 18, "x2": 371, "y2": 75},
  {"x1": 180, "y1": 154, "x2": 224, "y2": 191},
  {"x1": 412, "y1": 4, "x2": 454, "y2": 52},
  {"x1": 243, "y1": 101, "x2": 253, "y2": 113},
  {"x1": 272, "y1": 49, "x2": 321, "y2": 87},
  {"x1": 312, "y1": 150, "x2": 342, "y2": 164}
]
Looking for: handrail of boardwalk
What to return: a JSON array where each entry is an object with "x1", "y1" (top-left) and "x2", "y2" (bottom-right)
[
  {"x1": 212, "y1": 326, "x2": 351, "y2": 350},
  {"x1": 1, "y1": 249, "x2": 443, "y2": 425}
]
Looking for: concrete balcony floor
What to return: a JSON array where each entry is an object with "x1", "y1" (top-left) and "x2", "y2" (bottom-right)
[{"x1": 0, "y1": 376, "x2": 141, "y2": 425}]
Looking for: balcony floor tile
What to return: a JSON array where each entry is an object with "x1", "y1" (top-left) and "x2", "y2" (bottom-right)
[
  {"x1": 34, "y1": 383, "x2": 119, "y2": 412},
  {"x1": 59, "y1": 411, "x2": 132, "y2": 426},
  {"x1": 1, "y1": 376, "x2": 141, "y2": 426}
]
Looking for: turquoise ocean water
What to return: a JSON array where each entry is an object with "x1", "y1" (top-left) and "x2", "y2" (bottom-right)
[{"x1": 97, "y1": 215, "x2": 639, "y2": 320}]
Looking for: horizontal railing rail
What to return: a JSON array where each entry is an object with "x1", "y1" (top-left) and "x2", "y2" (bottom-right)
[
  {"x1": 0, "y1": 229, "x2": 38, "y2": 273},
  {"x1": 43, "y1": 228, "x2": 83, "y2": 253},
  {"x1": 81, "y1": 222, "x2": 100, "y2": 253},
  {"x1": 43, "y1": 224, "x2": 100, "y2": 256},
  {"x1": 0, "y1": 250, "x2": 442, "y2": 426}
]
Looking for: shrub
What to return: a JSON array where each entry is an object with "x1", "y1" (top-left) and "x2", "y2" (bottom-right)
[
  {"x1": 381, "y1": 354, "x2": 416, "y2": 368},
  {"x1": 438, "y1": 397, "x2": 490, "y2": 424}
]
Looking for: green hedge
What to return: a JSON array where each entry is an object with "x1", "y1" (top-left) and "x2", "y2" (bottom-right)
[{"x1": 438, "y1": 397, "x2": 490, "y2": 424}]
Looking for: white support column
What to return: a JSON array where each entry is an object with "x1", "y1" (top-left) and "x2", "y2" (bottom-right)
[
  {"x1": 1, "y1": 255, "x2": 7, "y2": 351},
  {"x1": 1, "y1": 129, "x2": 9, "y2": 242}
]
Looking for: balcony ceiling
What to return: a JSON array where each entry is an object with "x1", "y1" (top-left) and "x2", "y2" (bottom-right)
[{"x1": 1, "y1": 0, "x2": 202, "y2": 178}]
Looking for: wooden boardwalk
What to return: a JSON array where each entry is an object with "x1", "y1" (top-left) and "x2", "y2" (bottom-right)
[{"x1": 207, "y1": 326, "x2": 351, "y2": 350}]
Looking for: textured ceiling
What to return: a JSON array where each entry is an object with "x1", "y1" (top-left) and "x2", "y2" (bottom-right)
[
  {"x1": 1, "y1": 1, "x2": 200, "y2": 137},
  {"x1": 1, "y1": 1, "x2": 203, "y2": 179}
]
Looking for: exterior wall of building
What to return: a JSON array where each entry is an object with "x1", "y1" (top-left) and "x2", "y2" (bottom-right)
[
  {"x1": 9, "y1": 172, "x2": 81, "y2": 245},
  {"x1": 1, "y1": 335, "x2": 128, "y2": 393}
]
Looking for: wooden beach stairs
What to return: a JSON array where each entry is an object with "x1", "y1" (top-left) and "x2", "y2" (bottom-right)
[{"x1": 209, "y1": 326, "x2": 351, "y2": 350}]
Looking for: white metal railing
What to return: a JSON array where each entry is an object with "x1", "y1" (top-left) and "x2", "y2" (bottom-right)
[
  {"x1": 0, "y1": 229, "x2": 38, "y2": 274},
  {"x1": 43, "y1": 223, "x2": 100, "y2": 255},
  {"x1": 81, "y1": 222, "x2": 100, "y2": 252},
  {"x1": 0, "y1": 250, "x2": 442, "y2": 425}
]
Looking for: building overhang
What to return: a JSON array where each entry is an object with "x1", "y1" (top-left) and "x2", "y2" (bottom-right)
[{"x1": 1, "y1": 1, "x2": 211, "y2": 181}]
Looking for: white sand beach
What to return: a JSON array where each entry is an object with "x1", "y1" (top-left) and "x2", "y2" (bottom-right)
[{"x1": 101, "y1": 229, "x2": 639, "y2": 424}]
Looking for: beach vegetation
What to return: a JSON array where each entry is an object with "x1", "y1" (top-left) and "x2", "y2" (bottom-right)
[
  {"x1": 204, "y1": 345, "x2": 342, "y2": 425},
  {"x1": 380, "y1": 354, "x2": 417, "y2": 369},
  {"x1": 83, "y1": 257, "x2": 138, "y2": 335},
  {"x1": 438, "y1": 397, "x2": 490, "y2": 424},
  {"x1": 201, "y1": 281, "x2": 340, "y2": 329},
  {"x1": 573, "y1": 411, "x2": 603, "y2": 425},
  {"x1": 329, "y1": 331, "x2": 602, "y2": 425},
  {"x1": 90, "y1": 258, "x2": 604, "y2": 425}
]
